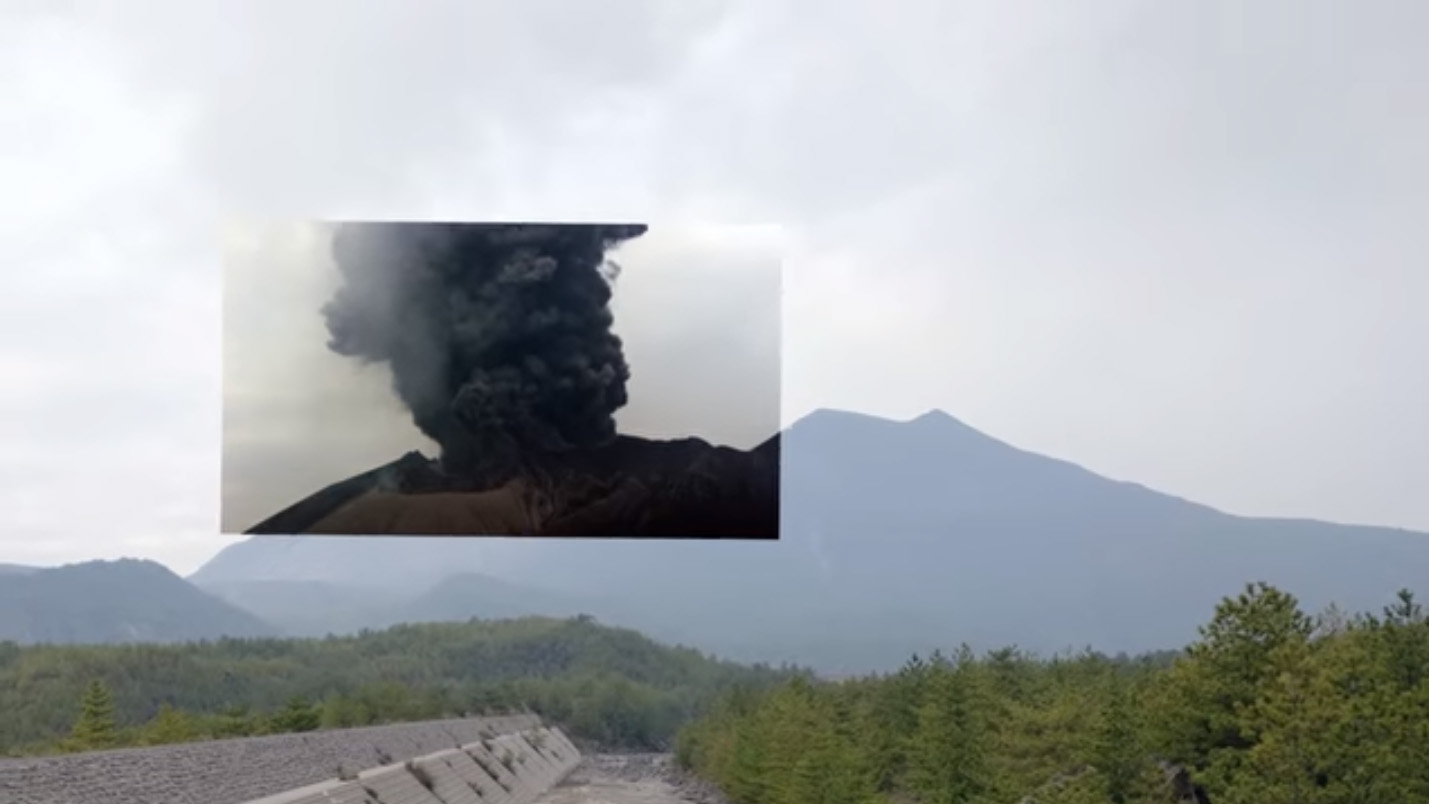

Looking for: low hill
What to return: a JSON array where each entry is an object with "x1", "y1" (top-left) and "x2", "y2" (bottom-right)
[
  {"x1": 202, "y1": 573, "x2": 592, "y2": 638},
  {"x1": 0, "y1": 559, "x2": 278, "y2": 645},
  {"x1": 199, "y1": 579, "x2": 407, "y2": 638},
  {"x1": 0, "y1": 613, "x2": 792, "y2": 755},
  {"x1": 193, "y1": 535, "x2": 497, "y2": 592},
  {"x1": 388, "y1": 571, "x2": 602, "y2": 626}
]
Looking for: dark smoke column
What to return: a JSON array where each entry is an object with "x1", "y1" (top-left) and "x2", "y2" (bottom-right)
[{"x1": 322, "y1": 221, "x2": 648, "y2": 483}]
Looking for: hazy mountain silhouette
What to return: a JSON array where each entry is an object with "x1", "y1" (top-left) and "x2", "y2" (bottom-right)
[
  {"x1": 203, "y1": 573, "x2": 591, "y2": 638},
  {"x1": 389, "y1": 572, "x2": 600, "y2": 625},
  {"x1": 199, "y1": 578, "x2": 407, "y2": 637},
  {"x1": 192, "y1": 409, "x2": 1429, "y2": 673},
  {"x1": 0, "y1": 559, "x2": 279, "y2": 644}
]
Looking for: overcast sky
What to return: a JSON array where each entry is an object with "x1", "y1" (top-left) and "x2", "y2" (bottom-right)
[
  {"x1": 221, "y1": 220, "x2": 781, "y2": 532},
  {"x1": 3, "y1": 0, "x2": 1426, "y2": 574}
]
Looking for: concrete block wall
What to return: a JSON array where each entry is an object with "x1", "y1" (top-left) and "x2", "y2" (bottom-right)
[
  {"x1": 0, "y1": 715, "x2": 577, "y2": 804},
  {"x1": 238, "y1": 724, "x2": 583, "y2": 804}
]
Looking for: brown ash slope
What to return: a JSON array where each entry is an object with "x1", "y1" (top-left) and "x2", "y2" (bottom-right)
[{"x1": 245, "y1": 433, "x2": 780, "y2": 539}]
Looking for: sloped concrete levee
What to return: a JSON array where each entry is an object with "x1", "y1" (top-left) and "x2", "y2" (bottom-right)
[
  {"x1": 0, "y1": 716, "x2": 581, "y2": 804},
  {"x1": 238, "y1": 723, "x2": 582, "y2": 804}
]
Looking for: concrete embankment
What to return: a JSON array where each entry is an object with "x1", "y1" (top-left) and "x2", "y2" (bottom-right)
[
  {"x1": 243, "y1": 721, "x2": 582, "y2": 804},
  {"x1": 0, "y1": 715, "x2": 582, "y2": 804}
]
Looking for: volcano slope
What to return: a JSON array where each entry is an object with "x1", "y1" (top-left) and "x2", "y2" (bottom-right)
[{"x1": 244, "y1": 433, "x2": 780, "y2": 539}]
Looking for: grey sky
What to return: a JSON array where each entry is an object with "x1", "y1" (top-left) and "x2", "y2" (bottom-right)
[
  {"x1": 221, "y1": 220, "x2": 781, "y2": 532},
  {"x1": 2, "y1": 0, "x2": 1426, "y2": 574}
]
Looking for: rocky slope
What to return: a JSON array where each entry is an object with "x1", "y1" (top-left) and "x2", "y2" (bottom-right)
[{"x1": 245, "y1": 433, "x2": 780, "y2": 539}]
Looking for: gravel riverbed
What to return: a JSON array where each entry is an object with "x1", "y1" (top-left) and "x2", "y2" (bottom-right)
[{"x1": 534, "y1": 754, "x2": 731, "y2": 804}]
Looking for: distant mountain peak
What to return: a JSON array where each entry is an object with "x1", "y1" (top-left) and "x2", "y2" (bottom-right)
[
  {"x1": 911, "y1": 408, "x2": 955, "y2": 422},
  {"x1": 797, "y1": 408, "x2": 886, "y2": 425},
  {"x1": 797, "y1": 406, "x2": 980, "y2": 432},
  {"x1": 791, "y1": 407, "x2": 1013, "y2": 457},
  {"x1": 0, "y1": 556, "x2": 279, "y2": 645},
  {"x1": 64, "y1": 557, "x2": 177, "y2": 576}
]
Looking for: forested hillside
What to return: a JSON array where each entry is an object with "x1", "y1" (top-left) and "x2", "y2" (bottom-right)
[
  {"x1": 677, "y1": 583, "x2": 1429, "y2": 804},
  {"x1": 0, "y1": 614, "x2": 792, "y2": 757}
]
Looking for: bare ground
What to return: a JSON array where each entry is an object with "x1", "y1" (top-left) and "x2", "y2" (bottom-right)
[{"x1": 534, "y1": 754, "x2": 731, "y2": 804}]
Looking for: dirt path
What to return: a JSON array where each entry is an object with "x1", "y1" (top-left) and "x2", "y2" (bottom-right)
[{"x1": 534, "y1": 754, "x2": 731, "y2": 804}]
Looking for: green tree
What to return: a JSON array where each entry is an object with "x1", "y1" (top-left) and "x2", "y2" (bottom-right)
[
  {"x1": 1315, "y1": 624, "x2": 1429, "y2": 804},
  {"x1": 321, "y1": 692, "x2": 374, "y2": 728},
  {"x1": 791, "y1": 689, "x2": 877, "y2": 804},
  {"x1": 208, "y1": 704, "x2": 259, "y2": 738},
  {"x1": 269, "y1": 695, "x2": 321, "y2": 733},
  {"x1": 70, "y1": 680, "x2": 118, "y2": 749},
  {"x1": 0, "y1": 614, "x2": 793, "y2": 757},
  {"x1": 909, "y1": 651, "x2": 991, "y2": 804},
  {"x1": 673, "y1": 584, "x2": 1429, "y2": 804},
  {"x1": 1091, "y1": 678, "x2": 1143, "y2": 803},
  {"x1": 1375, "y1": 588, "x2": 1429, "y2": 691},
  {"x1": 143, "y1": 704, "x2": 196, "y2": 745},
  {"x1": 1149, "y1": 581, "x2": 1312, "y2": 789},
  {"x1": 1238, "y1": 637, "x2": 1335, "y2": 804}
]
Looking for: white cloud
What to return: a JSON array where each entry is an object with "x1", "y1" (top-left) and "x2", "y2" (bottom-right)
[{"x1": 3, "y1": 0, "x2": 1427, "y2": 573}]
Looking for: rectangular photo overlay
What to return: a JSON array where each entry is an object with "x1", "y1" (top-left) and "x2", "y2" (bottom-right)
[{"x1": 222, "y1": 220, "x2": 782, "y2": 539}]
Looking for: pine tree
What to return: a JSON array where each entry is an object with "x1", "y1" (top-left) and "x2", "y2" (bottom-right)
[
  {"x1": 269, "y1": 695, "x2": 322, "y2": 733},
  {"x1": 765, "y1": 680, "x2": 821, "y2": 804},
  {"x1": 1378, "y1": 588, "x2": 1429, "y2": 691},
  {"x1": 1187, "y1": 583, "x2": 1312, "y2": 762},
  {"x1": 211, "y1": 703, "x2": 258, "y2": 738},
  {"x1": 71, "y1": 680, "x2": 118, "y2": 749},
  {"x1": 726, "y1": 714, "x2": 771, "y2": 803},
  {"x1": 144, "y1": 704, "x2": 196, "y2": 746},
  {"x1": 1319, "y1": 625, "x2": 1426, "y2": 804},
  {"x1": 910, "y1": 656, "x2": 991, "y2": 804},
  {"x1": 1092, "y1": 678, "x2": 1143, "y2": 803},
  {"x1": 1238, "y1": 638, "x2": 1331, "y2": 804}
]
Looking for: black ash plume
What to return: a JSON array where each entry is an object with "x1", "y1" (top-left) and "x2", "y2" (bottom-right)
[{"x1": 322, "y1": 222, "x2": 647, "y2": 478}]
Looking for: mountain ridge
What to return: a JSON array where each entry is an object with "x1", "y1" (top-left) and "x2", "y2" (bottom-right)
[
  {"x1": 4, "y1": 408, "x2": 1420, "y2": 669},
  {"x1": 184, "y1": 407, "x2": 1429, "y2": 673},
  {"x1": 810, "y1": 407, "x2": 1231, "y2": 517},
  {"x1": 0, "y1": 558, "x2": 281, "y2": 645}
]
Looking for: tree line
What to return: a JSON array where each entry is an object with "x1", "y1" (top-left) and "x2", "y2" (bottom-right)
[
  {"x1": 0, "y1": 614, "x2": 792, "y2": 756},
  {"x1": 675, "y1": 583, "x2": 1429, "y2": 804}
]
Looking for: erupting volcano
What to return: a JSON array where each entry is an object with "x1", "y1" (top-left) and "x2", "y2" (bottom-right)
[{"x1": 244, "y1": 221, "x2": 780, "y2": 539}]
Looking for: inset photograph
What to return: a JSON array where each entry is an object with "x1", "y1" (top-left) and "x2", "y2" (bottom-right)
[{"x1": 222, "y1": 221, "x2": 782, "y2": 539}]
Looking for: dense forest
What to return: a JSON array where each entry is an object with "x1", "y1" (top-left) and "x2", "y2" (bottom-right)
[
  {"x1": 11, "y1": 582, "x2": 1429, "y2": 804},
  {"x1": 0, "y1": 614, "x2": 792, "y2": 756},
  {"x1": 677, "y1": 583, "x2": 1429, "y2": 804}
]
